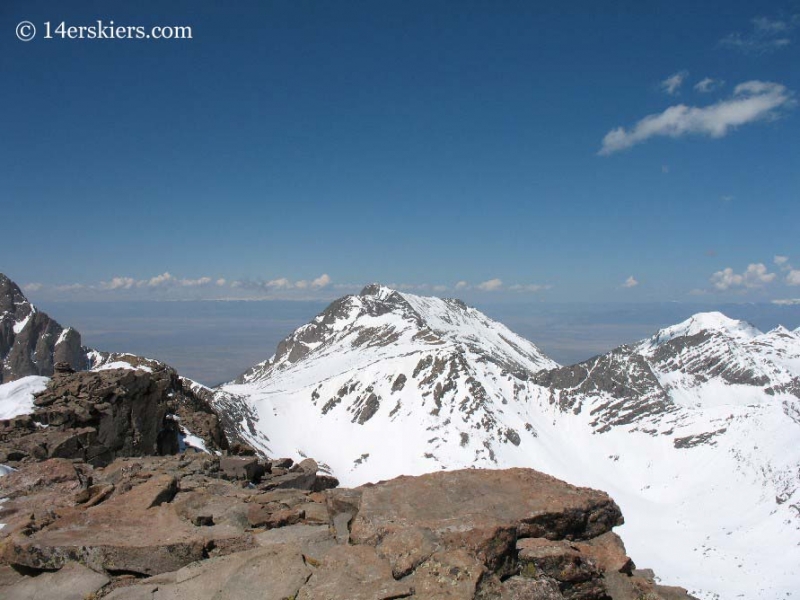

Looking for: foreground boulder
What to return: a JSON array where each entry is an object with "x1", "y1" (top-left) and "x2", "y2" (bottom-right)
[{"x1": 0, "y1": 459, "x2": 696, "y2": 600}]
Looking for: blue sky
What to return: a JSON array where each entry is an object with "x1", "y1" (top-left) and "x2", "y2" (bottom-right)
[{"x1": 3, "y1": 0, "x2": 799, "y2": 304}]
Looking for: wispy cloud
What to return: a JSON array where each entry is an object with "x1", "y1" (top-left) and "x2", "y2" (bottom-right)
[
  {"x1": 232, "y1": 273, "x2": 332, "y2": 292},
  {"x1": 18, "y1": 272, "x2": 343, "y2": 302},
  {"x1": 710, "y1": 263, "x2": 776, "y2": 291},
  {"x1": 787, "y1": 270, "x2": 800, "y2": 286},
  {"x1": 97, "y1": 272, "x2": 217, "y2": 290},
  {"x1": 774, "y1": 255, "x2": 789, "y2": 266},
  {"x1": 508, "y1": 283, "x2": 552, "y2": 293},
  {"x1": 772, "y1": 298, "x2": 800, "y2": 305},
  {"x1": 599, "y1": 81, "x2": 794, "y2": 155},
  {"x1": 477, "y1": 278, "x2": 503, "y2": 292},
  {"x1": 622, "y1": 276, "x2": 639, "y2": 288},
  {"x1": 694, "y1": 77, "x2": 724, "y2": 93},
  {"x1": 660, "y1": 71, "x2": 688, "y2": 95},
  {"x1": 21, "y1": 283, "x2": 43, "y2": 292},
  {"x1": 720, "y1": 16, "x2": 797, "y2": 54}
]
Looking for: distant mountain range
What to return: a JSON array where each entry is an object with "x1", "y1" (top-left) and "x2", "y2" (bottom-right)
[{"x1": 2, "y1": 274, "x2": 799, "y2": 599}]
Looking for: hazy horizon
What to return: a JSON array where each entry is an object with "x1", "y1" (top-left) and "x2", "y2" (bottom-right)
[{"x1": 34, "y1": 297, "x2": 800, "y2": 385}]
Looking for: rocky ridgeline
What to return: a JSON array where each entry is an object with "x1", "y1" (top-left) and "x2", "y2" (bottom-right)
[{"x1": 0, "y1": 363, "x2": 228, "y2": 467}]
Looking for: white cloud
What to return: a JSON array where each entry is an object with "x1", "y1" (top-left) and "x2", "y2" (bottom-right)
[
  {"x1": 477, "y1": 278, "x2": 503, "y2": 292},
  {"x1": 147, "y1": 272, "x2": 174, "y2": 287},
  {"x1": 720, "y1": 195, "x2": 734, "y2": 203},
  {"x1": 266, "y1": 277, "x2": 292, "y2": 290},
  {"x1": 622, "y1": 276, "x2": 639, "y2": 288},
  {"x1": 720, "y1": 16, "x2": 795, "y2": 54},
  {"x1": 311, "y1": 274, "x2": 331, "y2": 289},
  {"x1": 772, "y1": 298, "x2": 800, "y2": 305},
  {"x1": 232, "y1": 274, "x2": 333, "y2": 293},
  {"x1": 216, "y1": 278, "x2": 227, "y2": 286},
  {"x1": 145, "y1": 272, "x2": 214, "y2": 288},
  {"x1": 774, "y1": 255, "x2": 789, "y2": 266},
  {"x1": 21, "y1": 283, "x2": 43, "y2": 292},
  {"x1": 101, "y1": 276, "x2": 138, "y2": 290},
  {"x1": 433, "y1": 285, "x2": 447, "y2": 292},
  {"x1": 661, "y1": 71, "x2": 688, "y2": 95},
  {"x1": 599, "y1": 81, "x2": 794, "y2": 155},
  {"x1": 787, "y1": 270, "x2": 800, "y2": 286},
  {"x1": 694, "y1": 77, "x2": 724, "y2": 93},
  {"x1": 710, "y1": 263, "x2": 776, "y2": 291},
  {"x1": 454, "y1": 281, "x2": 469, "y2": 290}
]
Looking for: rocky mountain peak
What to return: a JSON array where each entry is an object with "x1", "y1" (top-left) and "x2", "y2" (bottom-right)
[
  {"x1": 641, "y1": 311, "x2": 761, "y2": 352},
  {"x1": 234, "y1": 286, "x2": 556, "y2": 386},
  {"x1": 358, "y1": 282, "x2": 397, "y2": 300},
  {"x1": 0, "y1": 274, "x2": 86, "y2": 383},
  {"x1": 0, "y1": 273, "x2": 31, "y2": 318}
]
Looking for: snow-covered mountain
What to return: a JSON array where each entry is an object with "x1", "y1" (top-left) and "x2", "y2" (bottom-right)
[
  {"x1": 224, "y1": 284, "x2": 558, "y2": 478},
  {"x1": 219, "y1": 288, "x2": 800, "y2": 600}
]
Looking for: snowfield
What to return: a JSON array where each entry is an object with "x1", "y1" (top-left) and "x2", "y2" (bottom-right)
[
  {"x1": 0, "y1": 375, "x2": 50, "y2": 420},
  {"x1": 220, "y1": 289, "x2": 800, "y2": 600}
]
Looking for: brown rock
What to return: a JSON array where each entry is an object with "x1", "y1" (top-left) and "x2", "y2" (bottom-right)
[
  {"x1": 254, "y1": 523, "x2": 336, "y2": 563},
  {"x1": 350, "y1": 468, "x2": 623, "y2": 575},
  {"x1": 219, "y1": 456, "x2": 264, "y2": 482},
  {"x1": 376, "y1": 526, "x2": 439, "y2": 578},
  {"x1": 573, "y1": 531, "x2": 634, "y2": 575},
  {"x1": 517, "y1": 538, "x2": 604, "y2": 600},
  {"x1": 2, "y1": 475, "x2": 204, "y2": 575},
  {"x1": 500, "y1": 576, "x2": 564, "y2": 600},
  {"x1": 296, "y1": 544, "x2": 414, "y2": 600},
  {"x1": 105, "y1": 546, "x2": 310, "y2": 600},
  {"x1": 406, "y1": 549, "x2": 487, "y2": 600},
  {"x1": 1, "y1": 560, "x2": 110, "y2": 600}
]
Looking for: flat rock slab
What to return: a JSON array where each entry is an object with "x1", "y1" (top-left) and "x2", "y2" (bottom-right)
[
  {"x1": 3, "y1": 560, "x2": 110, "y2": 600},
  {"x1": 104, "y1": 546, "x2": 310, "y2": 600},
  {"x1": 255, "y1": 523, "x2": 336, "y2": 562},
  {"x1": 297, "y1": 544, "x2": 413, "y2": 600},
  {"x1": 352, "y1": 468, "x2": 622, "y2": 544},
  {"x1": 3, "y1": 475, "x2": 206, "y2": 575},
  {"x1": 350, "y1": 468, "x2": 623, "y2": 573}
]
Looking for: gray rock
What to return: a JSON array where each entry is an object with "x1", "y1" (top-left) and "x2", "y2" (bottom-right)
[
  {"x1": 2, "y1": 560, "x2": 109, "y2": 600},
  {"x1": 0, "y1": 274, "x2": 87, "y2": 383},
  {"x1": 105, "y1": 546, "x2": 310, "y2": 600},
  {"x1": 296, "y1": 544, "x2": 413, "y2": 600}
]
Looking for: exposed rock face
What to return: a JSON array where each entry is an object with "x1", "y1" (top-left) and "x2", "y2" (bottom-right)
[
  {"x1": 0, "y1": 462, "x2": 695, "y2": 600},
  {"x1": 0, "y1": 366, "x2": 228, "y2": 466},
  {"x1": 0, "y1": 274, "x2": 86, "y2": 383}
]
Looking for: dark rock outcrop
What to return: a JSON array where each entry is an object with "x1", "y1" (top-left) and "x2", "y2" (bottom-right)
[
  {"x1": 0, "y1": 365, "x2": 228, "y2": 466},
  {"x1": 0, "y1": 274, "x2": 87, "y2": 383}
]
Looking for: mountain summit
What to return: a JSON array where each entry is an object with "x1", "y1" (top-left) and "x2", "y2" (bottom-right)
[{"x1": 225, "y1": 284, "x2": 558, "y2": 483}]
